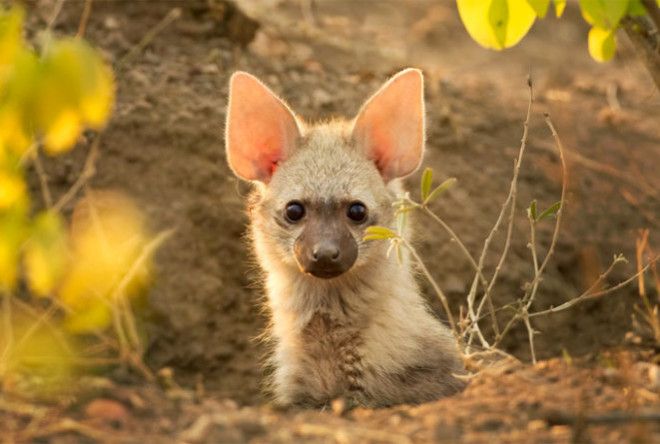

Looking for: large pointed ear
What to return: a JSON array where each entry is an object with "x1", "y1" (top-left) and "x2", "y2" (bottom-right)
[
  {"x1": 225, "y1": 72, "x2": 301, "y2": 182},
  {"x1": 351, "y1": 68, "x2": 425, "y2": 182}
]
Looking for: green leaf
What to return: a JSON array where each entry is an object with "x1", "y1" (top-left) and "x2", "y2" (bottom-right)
[
  {"x1": 489, "y1": 0, "x2": 509, "y2": 48},
  {"x1": 527, "y1": 0, "x2": 551, "y2": 18},
  {"x1": 579, "y1": 0, "x2": 629, "y2": 28},
  {"x1": 528, "y1": 199, "x2": 537, "y2": 220},
  {"x1": 553, "y1": 0, "x2": 567, "y2": 17},
  {"x1": 424, "y1": 177, "x2": 457, "y2": 205},
  {"x1": 364, "y1": 226, "x2": 398, "y2": 241},
  {"x1": 420, "y1": 167, "x2": 433, "y2": 201},
  {"x1": 537, "y1": 201, "x2": 561, "y2": 220},
  {"x1": 457, "y1": 0, "x2": 537, "y2": 50},
  {"x1": 627, "y1": 0, "x2": 647, "y2": 16},
  {"x1": 588, "y1": 26, "x2": 616, "y2": 62}
]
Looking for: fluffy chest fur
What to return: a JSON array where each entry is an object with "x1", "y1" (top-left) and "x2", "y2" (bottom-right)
[{"x1": 260, "y1": 255, "x2": 466, "y2": 408}]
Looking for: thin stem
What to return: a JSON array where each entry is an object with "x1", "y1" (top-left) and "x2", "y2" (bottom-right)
[
  {"x1": 529, "y1": 256, "x2": 657, "y2": 318},
  {"x1": 468, "y1": 76, "x2": 534, "y2": 346},
  {"x1": 115, "y1": 8, "x2": 182, "y2": 71},
  {"x1": 523, "y1": 313, "x2": 536, "y2": 364},
  {"x1": 401, "y1": 237, "x2": 457, "y2": 333},
  {"x1": 46, "y1": 0, "x2": 66, "y2": 32},
  {"x1": 53, "y1": 136, "x2": 99, "y2": 212},
  {"x1": 31, "y1": 149, "x2": 53, "y2": 208},
  {"x1": 77, "y1": 0, "x2": 93, "y2": 38},
  {"x1": 108, "y1": 229, "x2": 173, "y2": 353},
  {"x1": 421, "y1": 206, "x2": 485, "y2": 286},
  {"x1": 1, "y1": 290, "x2": 13, "y2": 374},
  {"x1": 522, "y1": 113, "x2": 568, "y2": 310}
]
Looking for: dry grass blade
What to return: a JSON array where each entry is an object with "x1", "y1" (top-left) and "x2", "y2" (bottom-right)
[
  {"x1": 53, "y1": 136, "x2": 100, "y2": 212},
  {"x1": 116, "y1": 7, "x2": 182, "y2": 71}
]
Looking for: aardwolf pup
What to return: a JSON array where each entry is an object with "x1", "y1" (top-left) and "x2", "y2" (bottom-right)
[{"x1": 225, "y1": 68, "x2": 466, "y2": 407}]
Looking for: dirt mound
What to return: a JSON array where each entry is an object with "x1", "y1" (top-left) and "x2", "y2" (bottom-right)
[{"x1": 15, "y1": 0, "x2": 660, "y2": 441}]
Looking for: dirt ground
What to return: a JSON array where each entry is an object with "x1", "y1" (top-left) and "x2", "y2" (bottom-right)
[{"x1": 5, "y1": 0, "x2": 660, "y2": 442}]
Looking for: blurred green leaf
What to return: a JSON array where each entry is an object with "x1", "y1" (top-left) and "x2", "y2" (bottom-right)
[
  {"x1": 424, "y1": 177, "x2": 457, "y2": 205},
  {"x1": 527, "y1": 0, "x2": 550, "y2": 18},
  {"x1": 627, "y1": 0, "x2": 647, "y2": 16},
  {"x1": 588, "y1": 26, "x2": 616, "y2": 62},
  {"x1": 528, "y1": 199, "x2": 537, "y2": 220},
  {"x1": 364, "y1": 226, "x2": 398, "y2": 241},
  {"x1": 420, "y1": 167, "x2": 433, "y2": 201},
  {"x1": 537, "y1": 201, "x2": 561, "y2": 220},
  {"x1": 579, "y1": 0, "x2": 629, "y2": 29}
]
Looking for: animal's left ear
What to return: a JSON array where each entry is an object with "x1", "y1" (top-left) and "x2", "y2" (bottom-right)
[{"x1": 351, "y1": 68, "x2": 425, "y2": 182}]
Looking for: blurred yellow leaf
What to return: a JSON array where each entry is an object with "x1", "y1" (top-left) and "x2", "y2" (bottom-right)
[
  {"x1": 80, "y1": 53, "x2": 115, "y2": 128},
  {"x1": 0, "y1": 105, "x2": 33, "y2": 156},
  {"x1": 37, "y1": 39, "x2": 115, "y2": 154},
  {"x1": 24, "y1": 211, "x2": 69, "y2": 297},
  {"x1": 63, "y1": 302, "x2": 112, "y2": 334},
  {"x1": 42, "y1": 109, "x2": 82, "y2": 154},
  {"x1": 58, "y1": 191, "x2": 153, "y2": 332},
  {"x1": 0, "y1": 49, "x2": 39, "y2": 155},
  {"x1": 553, "y1": 0, "x2": 566, "y2": 17},
  {"x1": 527, "y1": 0, "x2": 550, "y2": 18},
  {"x1": 457, "y1": 0, "x2": 537, "y2": 50},
  {"x1": 588, "y1": 26, "x2": 616, "y2": 62},
  {"x1": 0, "y1": 170, "x2": 25, "y2": 209}
]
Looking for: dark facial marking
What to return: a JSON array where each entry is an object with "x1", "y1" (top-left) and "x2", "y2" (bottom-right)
[{"x1": 293, "y1": 201, "x2": 358, "y2": 279}]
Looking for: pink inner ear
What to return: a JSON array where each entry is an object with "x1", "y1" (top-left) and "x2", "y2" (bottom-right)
[
  {"x1": 226, "y1": 72, "x2": 300, "y2": 182},
  {"x1": 352, "y1": 69, "x2": 425, "y2": 182}
]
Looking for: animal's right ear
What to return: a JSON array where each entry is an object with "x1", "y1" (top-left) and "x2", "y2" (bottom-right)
[{"x1": 225, "y1": 72, "x2": 301, "y2": 182}]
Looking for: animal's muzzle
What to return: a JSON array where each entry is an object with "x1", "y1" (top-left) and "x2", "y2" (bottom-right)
[{"x1": 294, "y1": 232, "x2": 357, "y2": 279}]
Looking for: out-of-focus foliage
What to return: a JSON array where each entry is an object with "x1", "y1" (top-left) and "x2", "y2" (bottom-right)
[
  {"x1": 456, "y1": 0, "x2": 658, "y2": 62},
  {"x1": 60, "y1": 192, "x2": 152, "y2": 333},
  {"x1": 0, "y1": 6, "x2": 161, "y2": 393},
  {"x1": 0, "y1": 314, "x2": 77, "y2": 392}
]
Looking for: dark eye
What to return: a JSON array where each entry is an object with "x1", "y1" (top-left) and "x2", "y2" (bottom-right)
[
  {"x1": 285, "y1": 201, "x2": 305, "y2": 223},
  {"x1": 347, "y1": 201, "x2": 368, "y2": 223}
]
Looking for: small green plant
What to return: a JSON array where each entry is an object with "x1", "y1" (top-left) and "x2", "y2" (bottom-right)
[
  {"x1": 0, "y1": 6, "x2": 168, "y2": 393},
  {"x1": 365, "y1": 78, "x2": 658, "y2": 363},
  {"x1": 456, "y1": 1, "x2": 660, "y2": 87}
]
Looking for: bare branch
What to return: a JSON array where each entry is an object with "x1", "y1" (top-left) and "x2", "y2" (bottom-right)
[
  {"x1": 522, "y1": 113, "x2": 568, "y2": 311},
  {"x1": 529, "y1": 256, "x2": 658, "y2": 318},
  {"x1": 468, "y1": 76, "x2": 534, "y2": 346}
]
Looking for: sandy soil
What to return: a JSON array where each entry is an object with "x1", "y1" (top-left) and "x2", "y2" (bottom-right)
[{"x1": 5, "y1": 0, "x2": 659, "y2": 442}]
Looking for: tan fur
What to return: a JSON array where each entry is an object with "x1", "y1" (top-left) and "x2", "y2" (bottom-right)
[{"x1": 228, "y1": 72, "x2": 466, "y2": 407}]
